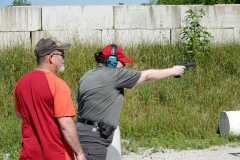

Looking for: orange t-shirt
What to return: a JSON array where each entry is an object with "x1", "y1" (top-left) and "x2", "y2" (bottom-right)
[{"x1": 15, "y1": 70, "x2": 76, "y2": 160}]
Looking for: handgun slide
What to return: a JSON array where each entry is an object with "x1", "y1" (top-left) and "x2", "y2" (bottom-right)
[{"x1": 174, "y1": 62, "x2": 196, "y2": 78}]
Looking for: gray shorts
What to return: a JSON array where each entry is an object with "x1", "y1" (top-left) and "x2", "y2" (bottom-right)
[{"x1": 75, "y1": 121, "x2": 113, "y2": 160}]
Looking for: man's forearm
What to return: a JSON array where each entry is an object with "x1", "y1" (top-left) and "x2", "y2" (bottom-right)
[
  {"x1": 57, "y1": 117, "x2": 85, "y2": 158},
  {"x1": 14, "y1": 109, "x2": 23, "y2": 120}
]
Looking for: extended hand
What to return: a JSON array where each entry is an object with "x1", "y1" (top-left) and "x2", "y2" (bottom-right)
[{"x1": 171, "y1": 66, "x2": 186, "y2": 77}]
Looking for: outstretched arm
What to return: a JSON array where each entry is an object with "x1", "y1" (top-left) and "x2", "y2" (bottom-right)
[
  {"x1": 134, "y1": 66, "x2": 186, "y2": 87},
  {"x1": 57, "y1": 117, "x2": 86, "y2": 160}
]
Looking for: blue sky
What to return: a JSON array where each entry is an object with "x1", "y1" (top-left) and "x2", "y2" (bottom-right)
[{"x1": 0, "y1": 0, "x2": 150, "y2": 7}]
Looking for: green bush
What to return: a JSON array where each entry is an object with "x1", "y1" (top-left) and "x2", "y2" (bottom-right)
[{"x1": 181, "y1": 9, "x2": 213, "y2": 61}]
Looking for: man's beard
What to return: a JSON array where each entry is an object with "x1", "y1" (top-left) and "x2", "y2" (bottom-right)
[
  {"x1": 56, "y1": 61, "x2": 65, "y2": 73},
  {"x1": 57, "y1": 65, "x2": 65, "y2": 73}
]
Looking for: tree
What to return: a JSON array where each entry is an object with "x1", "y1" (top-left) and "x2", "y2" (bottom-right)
[
  {"x1": 180, "y1": 9, "x2": 213, "y2": 61},
  {"x1": 8, "y1": 0, "x2": 32, "y2": 7},
  {"x1": 118, "y1": 3, "x2": 124, "y2": 5},
  {"x1": 141, "y1": 0, "x2": 157, "y2": 5}
]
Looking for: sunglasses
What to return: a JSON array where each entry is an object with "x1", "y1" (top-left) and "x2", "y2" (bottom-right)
[
  {"x1": 52, "y1": 51, "x2": 65, "y2": 58},
  {"x1": 120, "y1": 61, "x2": 125, "y2": 65}
]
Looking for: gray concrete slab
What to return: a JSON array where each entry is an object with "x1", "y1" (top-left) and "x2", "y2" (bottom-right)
[
  {"x1": 181, "y1": 5, "x2": 240, "y2": 29},
  {"x1": 207, "y1": 29, "x2": 234, "y2": 43},
  {"x1": 102, "y1": 30, "x2": 115, "y2": 46},
  {"x1": 234, "y1": 28, "x2": 240, "y2": 43},
  {"x1": 114, "y1": 5, "x2": 181, "y2": 29},
  {"x1": 42, "y1": 6, "x2": 113, "y2": 31},
  {"x1": 171, "y1": 29, "x2": 182, "y2": 44},
  {"x1": 0, "y1": 6, "x2": 41, "y2": 31},
  {"x1": 171, "y1": 28, "x2": 235, "y2": 44},
  {"x1": 0, "y1": 32, "x2": 31, "y2": 48},
  {"x1": 114, "y1": 29, "x2": 170, "y2": 46},
  {"x1": 32, "y1": 30, "x2": 101, "y2": 47}
]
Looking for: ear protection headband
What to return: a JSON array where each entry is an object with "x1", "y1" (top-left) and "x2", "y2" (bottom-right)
[{"x1": 107, "y1": 44, "x2": 118, "y2": 68}]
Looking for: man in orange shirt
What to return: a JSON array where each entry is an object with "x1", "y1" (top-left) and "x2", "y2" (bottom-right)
[{"x1": 14, "y1": 37, "x2": 86, "y2": 160}]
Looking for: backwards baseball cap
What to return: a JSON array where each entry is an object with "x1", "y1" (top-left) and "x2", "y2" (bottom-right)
[
  {"x1": 102, "y1": 45, "x2": 133, "y2": 63},
  {"x1": 35, "y1": 37, "x2": 71, "y2": 57}
]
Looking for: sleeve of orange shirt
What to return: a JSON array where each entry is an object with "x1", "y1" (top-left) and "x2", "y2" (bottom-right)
[
  {"x1": 45, "y1": 72, "x2": 76, "y2": 117},
  {"x1": 54, "y1": 84, "x2": 76, "y2": 117}
]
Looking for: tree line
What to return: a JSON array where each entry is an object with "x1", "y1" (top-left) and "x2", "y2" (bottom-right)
[
  {"x1": 119, "y1": 0, "x2": 240, "y2": 5},
  {"x1": 8, "y1": 0, "x2": 31, "y2": 7},
  {"x1": 8, "y1": 0, "x2": 240, "y2": 7},
  {"x1": 141, "y1": 0, "x2": 240, "y2": 5}
]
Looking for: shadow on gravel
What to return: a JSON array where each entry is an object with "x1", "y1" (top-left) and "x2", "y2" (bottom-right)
[{"x1": 229, "y1": 152, "x2": 240, "y2": 157}]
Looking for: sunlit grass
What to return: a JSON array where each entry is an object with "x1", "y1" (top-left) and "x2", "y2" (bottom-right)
[{"x1": 1, "y1": 42, "x2": 240, "y2": 158}]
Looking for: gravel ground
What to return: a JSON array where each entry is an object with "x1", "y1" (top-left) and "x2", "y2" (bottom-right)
[
  {"x1": 3, "y1": 143, "x2": 240, "y2": 160},
  {"x1": 122, "y1": 143, "x2": 240, "y2": 160}
]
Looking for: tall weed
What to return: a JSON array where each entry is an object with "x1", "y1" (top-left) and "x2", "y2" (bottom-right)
[{"x1": 1, "y1": 42, "x2": 240, "y2": 156}]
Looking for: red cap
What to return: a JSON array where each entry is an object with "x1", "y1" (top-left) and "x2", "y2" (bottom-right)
[{"x1": 102, "y1": 45, "x2": 133, "y2": 63}]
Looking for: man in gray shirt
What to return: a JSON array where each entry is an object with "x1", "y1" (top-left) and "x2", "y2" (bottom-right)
[{"x1": 75, "y1": 44, "x2": 185, "y2": 160}]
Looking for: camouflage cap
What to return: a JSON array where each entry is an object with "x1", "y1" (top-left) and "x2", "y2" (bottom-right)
[{"x1": 34, "y1": 37, "x2": 71, "y2": 57}]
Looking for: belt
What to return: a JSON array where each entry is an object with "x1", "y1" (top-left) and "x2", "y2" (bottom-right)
[
  {"x1": 77, "y1": 117, "x2": 100, "y2": 128},
  {"x1": 77, "y1": 117, "x2": 115, "y2": 138}
]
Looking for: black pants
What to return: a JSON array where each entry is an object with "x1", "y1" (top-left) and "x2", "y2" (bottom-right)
[{"x1": 75, "y1": 121, "x2": 113, "y2": 160}]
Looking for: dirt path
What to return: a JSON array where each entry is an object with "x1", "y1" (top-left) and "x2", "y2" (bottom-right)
[{"x1": 122, "y1": 143, "x2": 240, "y2": 160}]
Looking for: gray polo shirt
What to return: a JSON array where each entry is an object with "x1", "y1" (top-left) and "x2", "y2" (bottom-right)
[{"x1": 76, "y1": 63, "x2": 141, "y2": 128}]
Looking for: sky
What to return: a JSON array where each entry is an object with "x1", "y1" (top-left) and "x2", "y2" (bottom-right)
[{"x1": 0, "y1": 0, "x2": 150, "y2": 7}]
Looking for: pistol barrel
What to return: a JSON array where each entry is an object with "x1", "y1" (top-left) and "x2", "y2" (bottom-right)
[{"x1": 175, "y1": 62, "x2": 196, "y2": 67}]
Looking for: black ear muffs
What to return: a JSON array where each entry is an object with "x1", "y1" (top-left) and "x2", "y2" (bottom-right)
[{"x1": 107, "y1": 44, "x2": 118, "y2": 68}]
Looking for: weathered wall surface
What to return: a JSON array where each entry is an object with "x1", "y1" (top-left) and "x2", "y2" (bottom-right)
[
  {"x1": 42, "y1": 6, "x2": 113, "y2": 31},
  {"x1": 0, "y1": 5, "x2": 240, "y2": 48},
  {"x1": 113, "y1": 5, "x2": 181, "y2": 29},
  {"x1": 181, "y1": 5, "x2": 240, "y2": 29},
  {"x1": 0, "y1": 32, "x2": 31, "y2": 47},
  {"x1": 0, "y1": 6, "x2": 41, "y2": 31},
  {"x1": 31, "y1": 30, "x2": 102, "y2": 47}
]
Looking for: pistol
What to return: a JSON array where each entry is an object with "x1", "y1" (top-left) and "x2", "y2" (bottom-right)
[{"x1": 174, "y1": 62, "x2": 196, "y2": 78}]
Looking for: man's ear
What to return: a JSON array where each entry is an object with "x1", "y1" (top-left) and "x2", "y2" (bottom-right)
[{"x1": 49, "y1": 54, "x2": 54, "y2": 63}]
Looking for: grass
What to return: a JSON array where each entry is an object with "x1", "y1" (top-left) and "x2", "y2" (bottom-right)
[{"x1": 1, "y1": 42, "x2": 240, "y2": 158}]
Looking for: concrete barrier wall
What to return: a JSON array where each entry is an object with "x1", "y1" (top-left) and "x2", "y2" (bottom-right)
[
  {"x1": 0, "y1": 5, "x2": 240, "y2": 48},
  {"x1": 0, "y1": 6, "x2": 41, "y2": 31},
  {"x1": 42, "y1": 6, "x2": 113, "y2": 31},
  {"x1": 234, "y1": 28, "x2": 240, "y2": 43},
  {"x1": 31, "y1": 30, "x2": 101, "y2": 47},
  {"x1": 113, "y1": 5, "x2": 181, "y2": 29},
  {"x1": 0, "y1": 32, "x2": 31, "y2": 47},
  {"x1": 181, "y1": 5, "x2": 240, "y2": 29}
]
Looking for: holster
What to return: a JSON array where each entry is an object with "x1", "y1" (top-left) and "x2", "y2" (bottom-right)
[{"x1": 98, "y1": 121, "x2": 114, "y2": 138}]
